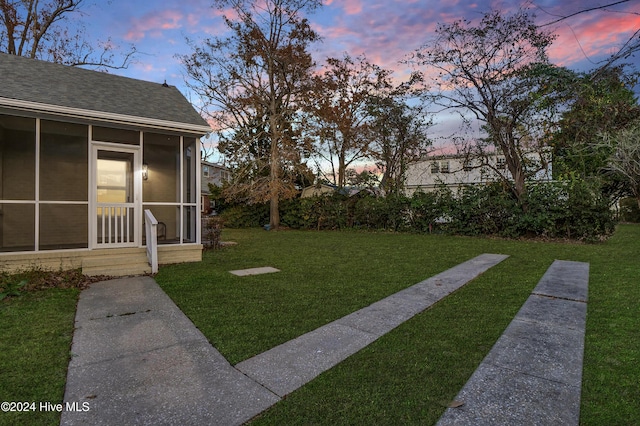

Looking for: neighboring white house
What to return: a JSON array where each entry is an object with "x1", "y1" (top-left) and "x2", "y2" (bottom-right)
[
  {"x1": 201, "y1": 161, "x2": 230, "y2": 214},
  {"x1": 404, "y1": 152, "x2": 552, "y2": 195}
]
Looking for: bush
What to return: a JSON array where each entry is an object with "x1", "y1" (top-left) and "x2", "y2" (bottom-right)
[
  {"x1": 221, "y1": 181, "x2": 616, "y2": 242},
  {"x1": 220, "y1": 204, "x2": 269, "y2": 228},
  {"x1": 202, "y1": 216, "x2": 225, "y2": 250},
  {"x1": 619, "y1": 197, "x2": 640, "y2": 223}
]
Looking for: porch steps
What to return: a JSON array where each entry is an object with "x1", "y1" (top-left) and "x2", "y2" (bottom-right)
[
  {"x1": 81, "y1": 248, "x2": 151, "y2": 277},
  {"x1": 1, "y1": 245, "x2": 202, "y2": 276}
]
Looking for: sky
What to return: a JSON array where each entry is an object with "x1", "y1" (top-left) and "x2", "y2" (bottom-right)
[{"x1": 75, "y1": 0, "x2": 640, "y2": 157}]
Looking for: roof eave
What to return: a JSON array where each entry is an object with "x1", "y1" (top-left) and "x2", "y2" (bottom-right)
[{"x1": 0, "y1": 97, "x2": 211, "y2": 135}]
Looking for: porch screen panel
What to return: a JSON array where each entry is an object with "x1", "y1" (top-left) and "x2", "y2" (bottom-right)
[
  {"x1": 39, "y1": 204, "x2": 88, "y2": 249},
  {"x1": 143, "y1": 204, "x2": 178, "y2": 244},
  {"x1": 0, "y1": 115, "x2": 36, "y2": 200},
  {"x1": 143, "y1": 133, "x2": 180, "y2": 203},
  {"x1": 182, "y1": 206, "x2": 197, "y2": 243},
  {"x1": 40, "y1": 120, "x2": 88, "y2": 201},
  {"x1": 183, "y1": 138, "x2": 197, "y2": 204},
  {"x1": 0, "y1": 203, "x2": 35, "y2": 252}
]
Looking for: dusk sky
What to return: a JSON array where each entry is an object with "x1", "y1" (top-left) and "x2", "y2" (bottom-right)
[{"x1": 77, "y1": 0, "x2": 640, "y2": 156}]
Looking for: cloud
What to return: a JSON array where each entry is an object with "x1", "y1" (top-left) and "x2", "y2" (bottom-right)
[
  {"x1": 548, "y1": 12, "x2": 640, "y2": 68},
  {"x1": 124, "y1": 9, "x2": 186, "y2": 41},
  {"x1": 315, "y1": 1, "x2": 444, "y2": 80}
]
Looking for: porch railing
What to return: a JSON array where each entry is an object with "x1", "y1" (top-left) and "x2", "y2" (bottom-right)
[
  {"x1": 144, "y1": 209, "x2": 159, "y2": 274},
  {"x1": 96, "y1": 204, "x2": 134, "y2": 245}
]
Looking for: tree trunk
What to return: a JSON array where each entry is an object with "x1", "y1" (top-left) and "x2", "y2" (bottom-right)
[
  {"x1": 269, "y1": 117, "x2": 281, "y2": 230},
  {"x1": 270, "y1": 192, "x2": 280, "y2": 229}
]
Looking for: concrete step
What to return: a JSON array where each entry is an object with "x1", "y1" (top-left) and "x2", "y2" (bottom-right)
[{"x1": 82, "y1": 250, "x2": 151, "y2": 276}]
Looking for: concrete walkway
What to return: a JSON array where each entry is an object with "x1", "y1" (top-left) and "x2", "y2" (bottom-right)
[
  {"x1": 236, "y1": 253, "x2": 509, "y2": 397},
  {"x1": 61, "y1": 254, "x2": 507, "y2": 425},
  {"x1": 60, "y1": 276, "x2": 280, "y2": 426},
  {"x1": 437, "y1": 260, "x2": 589, "y2": 425}
]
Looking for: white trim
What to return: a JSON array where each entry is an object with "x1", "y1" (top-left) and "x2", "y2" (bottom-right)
[
  {"x1": 34, "y1": 118, "x2": 40, "y2": 250},
  {"x1": 180, "y1": 137, "x2": 184, "y2": 243},
  {"x1": 1, "y1": 97, "x2": 211, "y2": 135},
  {"x1": 90, "y1": 143, "x2": 141, "y2": 249},
  {"x1": 196, "y1": 138, "x2": 202, "y2": 244}
]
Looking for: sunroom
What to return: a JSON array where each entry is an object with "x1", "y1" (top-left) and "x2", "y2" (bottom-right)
[{"x1": 0, "y1": 54, "x2": 211, "y2": 276}]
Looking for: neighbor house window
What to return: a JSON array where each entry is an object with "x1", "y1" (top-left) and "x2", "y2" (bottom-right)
[
  {"x1": 430, "y1": 161, "x2": 439, "y2": 173},
  {"x1": 497, "y1": 156, "x2": 506, "y2": 170},
  {"x1": 440, "y1": 161, "x2": 450, "y2": 174}
]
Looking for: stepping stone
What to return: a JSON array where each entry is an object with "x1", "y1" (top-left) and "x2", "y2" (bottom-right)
[{"x1": 229, "y1": 266, "x2": 280, "y2": 276}]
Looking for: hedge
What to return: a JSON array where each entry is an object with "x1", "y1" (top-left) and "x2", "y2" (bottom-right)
[{"x1": 219, "y1": 181, "x2": 616, "y2": 241}]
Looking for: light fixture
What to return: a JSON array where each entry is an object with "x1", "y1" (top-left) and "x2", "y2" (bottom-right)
[{"x1": 142, "y1": 163, "x2": 149, "y2": 180}]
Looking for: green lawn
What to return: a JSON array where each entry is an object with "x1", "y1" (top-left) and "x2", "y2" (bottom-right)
[
  {"x1": 1, "y1": 225, "x2": 638, "y2": 425},
  {"x1": 0, "y1": 288, "x2": 79, "y2": 426},
  {"x1": 156, "y1": 225, "x2": 640, "y2": 425}
]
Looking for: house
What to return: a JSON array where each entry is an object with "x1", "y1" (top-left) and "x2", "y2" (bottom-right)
[
  {"x1": 201, "y1": 161, "x2": 230, "y2": 214},
  {"x1": 300, "y1": 183, "x2": 337, "y2": 198},
  {"x1": 404, "y1": 152, "x2": 552, "y2": 195},
  {"x1": 0, "y1": 54, "x2": 211, "y2": 276}
]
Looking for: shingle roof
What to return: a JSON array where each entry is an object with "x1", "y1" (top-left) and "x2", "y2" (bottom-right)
[{"x1": 0, "y1": 53, "x2": 209, "y2": 133}]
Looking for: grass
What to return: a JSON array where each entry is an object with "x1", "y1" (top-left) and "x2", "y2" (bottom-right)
[
  {"x1": 0, "y1": 269, "x2": 100, "y2": 426},
  {"x1": 0, "y1": 226, "x2": 638, "y2": 424},
  {"x1": 0, "y1": 288, "x2": 79, "y2": 426},
  {"x1": 155, "y1": 225, "x2": 640, "y2": 425}
]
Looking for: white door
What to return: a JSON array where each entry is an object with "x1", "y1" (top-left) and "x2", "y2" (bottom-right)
[{"x1": 92, "y1": 146, "x2": 140, "y2": 248}]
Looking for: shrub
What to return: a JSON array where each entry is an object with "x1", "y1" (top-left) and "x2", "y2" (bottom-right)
[
  {"x1": 221, "y1": 181, "x2": 616, "y2": 241},
  {"x1": 619, "y1": 197, "x2": 640, "y2": 223},
  {"x1": 220, "y1": 204, "x2": 269, "y2": 228},
  {"x1": 202, "y1": 216, "x2": 225, "y2": 250}
]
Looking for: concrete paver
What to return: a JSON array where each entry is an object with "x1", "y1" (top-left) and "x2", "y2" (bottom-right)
[
  {"x1": 229, "y1": 266, "x2": 280, "y2": 276},
  {"x1": 437, "y1": 260, "x2": 589, "y2": 426}
]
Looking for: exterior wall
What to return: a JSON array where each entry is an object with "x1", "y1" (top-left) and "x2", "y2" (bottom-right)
[
  {"x1": 0, "y1": 245, "x2": 202, "y2": 276},
  {"x1": 301, "y1": 184, "x2": 336, "y2": 198},
  {"x1": 201, "y1": 161, "x2": 229, "y2": 214},
  {"x1": 405, "y1": 153, "x2": 552, "y2": 195}
]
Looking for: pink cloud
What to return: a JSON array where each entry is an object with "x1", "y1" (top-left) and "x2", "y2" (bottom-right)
[
  {"x1": 548, "y1": 12, "x2": 640, "y2": 66},
  {"x1": 125, "y1": 10, "x2": 185, "y2": 41},
  {"x1": 344, "y1": 0, "x2": 363, "y2": 15}
]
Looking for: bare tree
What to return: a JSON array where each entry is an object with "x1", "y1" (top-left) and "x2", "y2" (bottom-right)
[
  {"x1": 412, "y1": 9, "x2": 556, "y2": 206},
  {"x1": 307, "y1": 54, "x2": 392, "y2": 188},
  {"x1": 0, "y1": 0, "x2": 135, "y2": 69},
  {"x1": 368, "y1": 94, "x2": 432, "y2": 195},
  {"x1": 181, "y1": 0, "x2": 321, "y2": 229}
]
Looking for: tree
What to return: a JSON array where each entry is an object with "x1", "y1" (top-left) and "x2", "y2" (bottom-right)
[
  {"x1": 181, "y1": 0, "x2": 321, "y2": 229},
  {"x1": 0, "y1": 0, "x2": 135, "y2": 69},
  {"x1": 412, "y1": 9, "x2": 556, "y2": 205},
  {"x1": 601, "y1": 122, "x2": 640, "y2": 210},
  {"x1": 553, "y1": 66, "x2": 640, "y2": 184},
  {"x1": 368, "y1": 95, "x2": 432, "y2": 195},
  {"x1": 306, "y1": 54, "x2": 392, "y2": 188}
]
